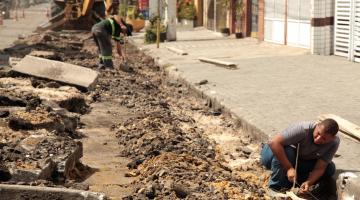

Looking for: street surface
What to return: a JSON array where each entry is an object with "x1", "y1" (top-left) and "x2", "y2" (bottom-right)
[{"x1": 0, "y1": 3, "x2": 48, "y2": 49}]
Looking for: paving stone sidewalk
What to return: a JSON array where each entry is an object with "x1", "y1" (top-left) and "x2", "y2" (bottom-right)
[{"x1": 131, "y1": 27, "x2": 360, "y2": 173}]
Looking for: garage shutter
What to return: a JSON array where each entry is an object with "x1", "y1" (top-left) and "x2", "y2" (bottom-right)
[
  {"x1": 265, "y1": 0, "x2": 310, "y2": 48},
  {"x1": 335, "y1": 0, "x2": 360, "y2": 62},
  {"x1": 264, "y1": 0, "x2": 285, "y2": 44}
]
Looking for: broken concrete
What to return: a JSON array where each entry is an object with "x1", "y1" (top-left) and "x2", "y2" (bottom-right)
[
  {"x1": 9, "y1": 158, "x2": 55, "y2": 182},
  {"x1": 8, "y1": 108, "x2": 66, "y2": 133},
  {"x1": 54, "y1": 141, "x2": 83, "y2": 180},
  {"x1": 12, "y1": 55, "x2": 99, "y2": 90},
  {"x1": 0, "y1": 184, "x2": 106, "y2": 200},
  {"x1": 0, "y1": 78, "x2": 87, "y2": 114}
]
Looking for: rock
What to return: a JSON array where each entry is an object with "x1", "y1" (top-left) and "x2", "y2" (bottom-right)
[
  {"x1": 236, "y1": 146, "x2": 253, "y2": 155},
  {"x1": 127, "y1": 159, "x2": 144, "y2": 169},
  {"x1": 0, "y1": 95, "x2": 27, "y2": 107},
  {"x1": 0, "y1": 164, "x2": 11, "y2": 181},
  {"x1": 125, "y1": 171, "x2": 139, "y2": 177},
  {"x1": 0, "y1": 54, "x2": 9, "y2": 66},
  {"x1": 0, "y1": 110, "x2": 10, "y2": 118},
  {"x1": 19, "y1": 134, "x2": 47, "y2": 151},
  {"x1": 9, "y1": 158, "x2": 55, "y2": 183},
  {"x1": 41, "y1": 34, "x2": 52, "y2": 42},
  {"x1": 198, "y1": 80, "x2": 208, "y2": 85},
  {"x1": 172, "y1": 184, "x2": 189, "y2": 198}
]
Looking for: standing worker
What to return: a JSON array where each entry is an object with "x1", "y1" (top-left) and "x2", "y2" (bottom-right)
[
  {"x1": 260, "y1": 119, "x2": 339, "y2": 195},
  {"x1": 91, "y1": 15, "x2": 132, "y2": 70}
]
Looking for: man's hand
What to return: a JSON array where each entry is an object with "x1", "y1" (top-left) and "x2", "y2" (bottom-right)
[
  {"x1": 300, "y1": 181, "x2": 311, "y2": 194},
  {"x1": 287, "y1": 167, "x2": 296, "y2": 182}
]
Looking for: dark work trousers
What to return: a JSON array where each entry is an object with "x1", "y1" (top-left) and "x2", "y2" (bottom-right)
[
  {"x1": 91, "y1": 23, "x2": 113, "y2": 68},
  {"x1": 260, "y1": 144, "x2": 336, "y2": 191}
]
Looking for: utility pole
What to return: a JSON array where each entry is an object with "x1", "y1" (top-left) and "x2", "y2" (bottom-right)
[
  {"x1": 156, "y1": 0, "x2": 160, "y2": 48},
  {"x1": 165, "y1": 0, "x2": 176, "y2": 41}
]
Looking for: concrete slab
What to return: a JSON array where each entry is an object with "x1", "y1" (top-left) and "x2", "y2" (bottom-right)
[
  {"x1": 12, "y1": 55, "x2": 98, "y2": 91},
  {"x1": 0, "y1": 184, "x2": 106, "y2": 200}
]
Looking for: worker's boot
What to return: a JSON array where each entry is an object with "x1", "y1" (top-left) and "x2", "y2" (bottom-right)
[
  {"x1": 103, "y1": 59, "x2": 114, "y2": 70},
  {"x1": 97, "y1": 57, "x2": 105, "y2": 70}
]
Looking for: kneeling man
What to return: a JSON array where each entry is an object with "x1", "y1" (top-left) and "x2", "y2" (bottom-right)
[{"x1": 261, "y1": 119, "x2": 339, "y2": 194}]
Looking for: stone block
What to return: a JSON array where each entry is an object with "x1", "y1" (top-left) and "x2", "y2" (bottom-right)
[
  {"x1": 12, "y1": 55, "x2": 98, "y2": 91},
  {"x1": 9, "y1": 158, "x2": 55, "y2": 182}
]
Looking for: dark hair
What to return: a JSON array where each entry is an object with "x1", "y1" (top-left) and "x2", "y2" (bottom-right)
[{"x1": 319, "y1": 118, "x2": 339, "y2": 135}]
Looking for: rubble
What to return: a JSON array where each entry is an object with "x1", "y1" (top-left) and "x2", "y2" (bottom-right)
[{"x1": 0, "y1": 77, "x2": 88, "y2": 114}]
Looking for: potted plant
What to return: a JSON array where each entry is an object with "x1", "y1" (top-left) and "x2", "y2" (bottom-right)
[
  {"x1": 235, "y1": 0, "x2": 244, "y2": 38},
  {"x1": 144, "y1": 15, "x2": 167, "y2": 43},
  {"x1": 220, "y1": 27, "x2": 230, "y2": 36},
  {"x1": 177, "y1": 0, "x2": 196, "y2": 27}
]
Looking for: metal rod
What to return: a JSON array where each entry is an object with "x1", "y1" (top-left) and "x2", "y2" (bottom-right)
[
  {"x1": 284, "y1": 0, "x2": 288, "y2": 45},
  {"x1": 293, "y1": 143, "x2": 300, "y2": 189}
]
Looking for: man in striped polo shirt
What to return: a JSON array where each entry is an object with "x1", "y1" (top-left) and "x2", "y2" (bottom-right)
[{"x1": 92, "y1": 15, "x2": 132, "y2": 70}]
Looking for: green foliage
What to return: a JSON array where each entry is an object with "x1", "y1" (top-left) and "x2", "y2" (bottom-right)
[
  {"x1": 145, "y1": 15, "x2": 167, "y2": 44},
  {"x1": 235, "y1": 0, "x2": 244, "y2": 15},
  {"x1": 177, "y1": 0, "x2": 196, "y2": 20}
]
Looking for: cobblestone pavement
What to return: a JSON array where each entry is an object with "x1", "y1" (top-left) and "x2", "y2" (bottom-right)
[
  {"x1": 0, "y1": 3, "x2": 48, "y2": 50},
  {"x1": 131, "y1": 27, "x2": 360, "y2": 172}
]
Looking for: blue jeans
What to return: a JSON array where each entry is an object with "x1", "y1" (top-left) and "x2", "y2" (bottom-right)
[{"x1": 260, "y1": 144, "x2": 335, "y2": 190}]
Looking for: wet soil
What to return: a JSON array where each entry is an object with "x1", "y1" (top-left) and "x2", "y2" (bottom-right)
[{"x1": 0, "y1": 31, "x2": 269, "y2": 199}]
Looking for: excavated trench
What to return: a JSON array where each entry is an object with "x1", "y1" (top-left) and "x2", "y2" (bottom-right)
[{"x1": 0, "y1": 31, "x2": 270, "y2": 199}]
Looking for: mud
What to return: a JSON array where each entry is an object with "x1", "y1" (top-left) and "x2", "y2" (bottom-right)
[{"x1": 0, "y1": 31, "x2": 269, "y2": 199}]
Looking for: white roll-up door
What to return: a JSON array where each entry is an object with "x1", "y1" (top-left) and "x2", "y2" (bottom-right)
[
  {"x1": 334, "y1": 0, "x2": 351, "y2": 57},
  {"x1": 265, "y1": 0, "x2": 285, "y2": 44},
  {"x1": 264, "y1": 0, "x2": 311, "y2": 48},
  {"x1": 334, "y1": 0, "x2": 360, "y2": 62}
]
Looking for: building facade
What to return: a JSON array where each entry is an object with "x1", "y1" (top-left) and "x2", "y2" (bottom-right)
[{"x1": 197, "y1": 0, "x2": 335, "y2": 56}]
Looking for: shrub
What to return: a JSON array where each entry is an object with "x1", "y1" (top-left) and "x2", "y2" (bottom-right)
[
  {"x1": 144, "y1": 15, "x2": 167, "y2": 44},
  {"x1": 177, "y1": 0, "x2": 196, "y2": 20}
]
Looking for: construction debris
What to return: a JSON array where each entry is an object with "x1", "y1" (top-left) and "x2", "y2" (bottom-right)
[
  {"x1": 0, "y1": 31, "x2": 271, "y2": 199},
  {"x1": 198, "y1": 57, "x2": 237, "y2": 69}
]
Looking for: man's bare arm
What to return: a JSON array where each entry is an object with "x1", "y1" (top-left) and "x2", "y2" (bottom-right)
[
  {"x1": 268, "y1": 134, "x2": 296, "y2": 182},
  {"x1": 269, "y1": 134, "x2": 293, "y2": 170}
]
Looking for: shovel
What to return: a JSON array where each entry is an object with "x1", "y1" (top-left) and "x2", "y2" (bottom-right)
[{"x1": 119, "y1": 36, "x2": 133, "y2": 72}]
